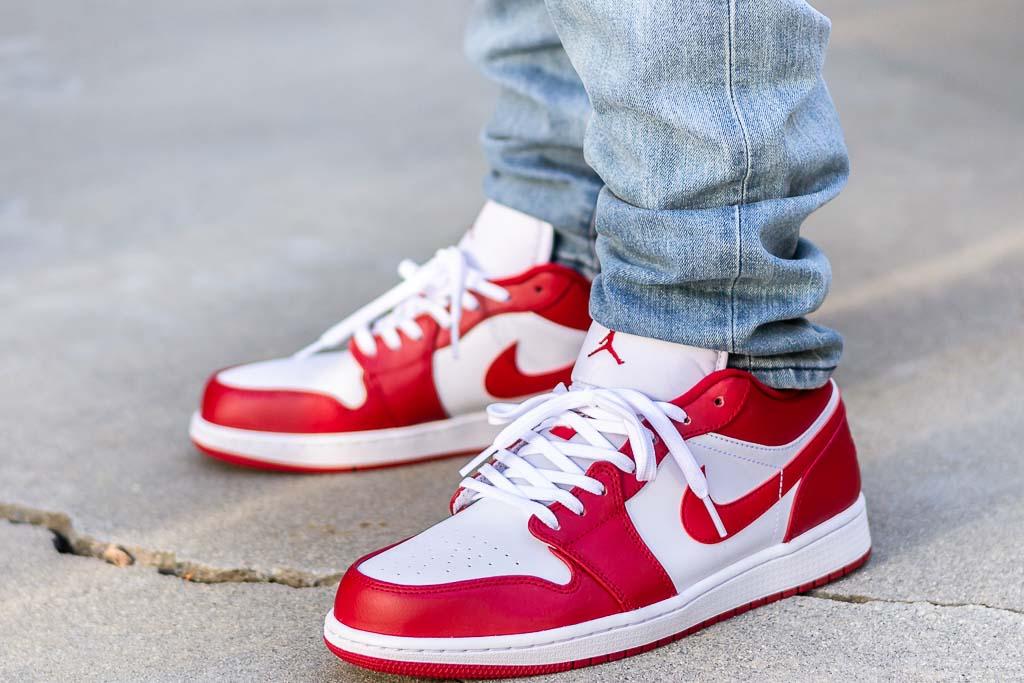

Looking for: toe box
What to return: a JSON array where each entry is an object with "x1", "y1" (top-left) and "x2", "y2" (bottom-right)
[{"x1": 200, "y1": 352, "x2": 375, "y2": 433}]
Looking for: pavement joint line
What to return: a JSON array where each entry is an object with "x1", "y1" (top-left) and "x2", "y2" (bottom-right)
[
  {"x1": 5, "y1": 501, "x2": 1022, "y2": 618},
  {"x1": 0, "y1": 502, "x2": 343, "y2": 589},
  {"x1": 806, "y1": 590, "x2": 1024, "y2": 616}
]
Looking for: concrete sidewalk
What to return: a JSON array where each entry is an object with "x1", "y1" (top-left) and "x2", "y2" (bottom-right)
[{"x1": 1, "y1": 1, "x2": 1021, "y2": 680}]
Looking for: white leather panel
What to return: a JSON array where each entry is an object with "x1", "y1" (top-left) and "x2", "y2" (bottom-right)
[
  {"x1": 358, "y1": 499, "x2": 572, "y2": 585},
  {"x1": 432, "y1": 312, "x2": 587, "y2": 415},
  {"x1": 459, "y1": 201, "x2": 554, "y2": 278},
  {"x1": 689, "y1": 443, "x2": 779, "y2": 504},
  {"x1": 626, "y1": 456, "x2": 798, "y2": 593},
  {"x1": 217, "y1": 351, "x2": 368, "y2": 409},
  {"x1": 570, "y1": 322, "x2": 727, "y2": 400}
]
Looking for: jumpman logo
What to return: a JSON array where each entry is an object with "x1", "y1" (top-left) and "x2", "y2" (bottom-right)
[{"x1": 587, "y1": 330, "x2": 625, "y2": 365}]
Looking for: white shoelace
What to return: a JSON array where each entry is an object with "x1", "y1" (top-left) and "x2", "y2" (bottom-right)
[
  {"x1": 295, "y1": 246, "x2": 509, "y2": 358},
  {"x1": 457, "y1": 384, "x2": 727, "y2": 535}
]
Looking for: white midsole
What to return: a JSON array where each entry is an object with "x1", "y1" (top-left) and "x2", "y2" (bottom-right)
[
  {"x1": 324, "y1": 494, "x2": 870, "y2": 666},
  {"x1": 188, "y1": 411, "x2": 496, "y2": 469}
]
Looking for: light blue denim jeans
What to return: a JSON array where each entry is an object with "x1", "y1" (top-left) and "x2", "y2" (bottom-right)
[{"x1": 466, "y1": 0, "x2": 848, "y2": 390}]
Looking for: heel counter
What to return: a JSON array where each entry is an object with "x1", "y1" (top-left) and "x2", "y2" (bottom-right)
[{"x1": 784, "y1": 401, "x2": 862, "y2": 541}]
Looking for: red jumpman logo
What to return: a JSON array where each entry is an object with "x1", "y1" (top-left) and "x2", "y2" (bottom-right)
[{"x1": 587, "y1": 330, "x2": 625, "y2": 365}]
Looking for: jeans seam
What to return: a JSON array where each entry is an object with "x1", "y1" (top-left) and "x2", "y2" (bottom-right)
[
  {"x1": 725, "y1": 0, "x2": 752, "y2": 356},
  {"x1": 587, "y1": 210, "x2": 599, "y2": 273}
]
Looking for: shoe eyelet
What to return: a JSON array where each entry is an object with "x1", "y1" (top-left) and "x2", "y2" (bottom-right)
[
  {"x1": 534, "y1": 286, "x2": 543, "y2": 293},
  {"x1": 713, "y1": 396, "x2": 725, "y2": 407},
  {"x1": 683, "y1": 416, "x2": 692, "y2": 425},
  {"x1": 597, "y1": 485, "x2": 607, "y2": 496}
]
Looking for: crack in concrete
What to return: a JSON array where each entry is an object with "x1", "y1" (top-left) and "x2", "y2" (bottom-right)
[
  {"x1": 1, "y1": 503, "x2": 342, "y2": 589},
  {"x1": 5, "y1": 501, "x2": 1022, "y2": 617},
  {"x1": 807, "y1": 589, "x2": 1023, "y2": 616}
]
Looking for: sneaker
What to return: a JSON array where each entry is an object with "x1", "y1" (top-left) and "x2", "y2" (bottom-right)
[
  {"x1": 189, "y1": 202, "x2": 591, "y2": 471},
  {"x1": 323, "y1": 323, "x2": 871, "y2": 677}
]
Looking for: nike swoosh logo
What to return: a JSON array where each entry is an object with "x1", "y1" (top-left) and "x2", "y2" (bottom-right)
[
  {"x1": 484, "y1": 342, "x2": 574, "y2": 400},
  {"x1": 681, "y1": 436, "x2": 822, "y2": 544}
]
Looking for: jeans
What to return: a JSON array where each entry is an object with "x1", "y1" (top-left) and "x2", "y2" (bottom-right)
[{"x1": 466, "y1": 0, "x2": 848, "y2": 390}]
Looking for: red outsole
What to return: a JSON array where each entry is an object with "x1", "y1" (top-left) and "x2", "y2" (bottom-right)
[
  {"x1": 192, "y1": 441, "x2": 479, "y2": 474},
  {"x1": 324, "y1": 549, "x2": 871, "y2": 679}
]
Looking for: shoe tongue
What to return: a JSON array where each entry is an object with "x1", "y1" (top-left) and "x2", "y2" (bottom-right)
[
  {"x1": 458, "y1": 201, "x2": 553, "y2": 278},
  {"x1": 570, "y1": 323, "x2": 727, "y2": 401},
  {"x1": 516, "y1": 324, "x2": 725, "y2": 484}
]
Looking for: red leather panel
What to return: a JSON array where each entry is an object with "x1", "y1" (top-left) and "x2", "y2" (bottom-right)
[
  {"x1": 675, "y1": 372, "x2": 753, "y2": 440},
  {"x1": 531, "y1": 462, "x2": 677, "y2": 611},
  {"x1": 529, "y1": 268, "x2": 592, "y2": 331},
  {"x1": 784, "y1": 402, "x2": 861, "y2": 541},
  {"x1": 484, "y1": 343, "x2": 575, "y2": 399},
  {"x1": 334, "y1": 553, "x2": 621, "y2": 638},
  {"x1": 663, "y1": 370, "x2": 832, "y2": 446},
  {"x1": 361, "y1": 351, "x2": 448, "y2": 428},
  {"x1": 200, "y1": 374, "x2": 401, "y2": 433},
  {"x1": 713, "y1": 378, "x2": 833, "y2": 446}
]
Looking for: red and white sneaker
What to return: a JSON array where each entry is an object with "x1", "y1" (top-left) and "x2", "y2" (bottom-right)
[
  {"x1": 324, "y1": 323, "x2": 872, "y2": 677},
  {"x1": 189, "y1": 202, "x2": 591, "y2": 471}
]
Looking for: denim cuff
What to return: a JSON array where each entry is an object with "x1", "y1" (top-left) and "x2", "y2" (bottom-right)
[
  {"x1": 726, "y1": 356, "x2": 836, "y2": 390},
  {"x1": 588, "y1": 188, "x2": 843, "y2": 391}
]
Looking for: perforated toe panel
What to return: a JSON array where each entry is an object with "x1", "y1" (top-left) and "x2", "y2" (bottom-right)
[{"x1": 357, "y1": 499, "x2": 572, "y2": 586}]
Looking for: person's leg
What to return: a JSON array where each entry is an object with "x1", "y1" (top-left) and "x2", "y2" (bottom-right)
[
  {"x1": 324, "y1": 6, "x2": 873, "y2": 670},
  {"x1": 465, "y1": 0, "x2": 603, "y2": 278},
  {"x1": 544, "y1": 0, "x2": 848, "y2": 389}
]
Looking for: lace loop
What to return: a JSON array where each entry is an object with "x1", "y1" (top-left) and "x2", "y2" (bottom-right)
[
  {"x1": 457, "y1": 384, "x2": 727, "y2": 537},
  {"x1": 295, "y1": 246, "x2": 509, "y2": 358}
]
